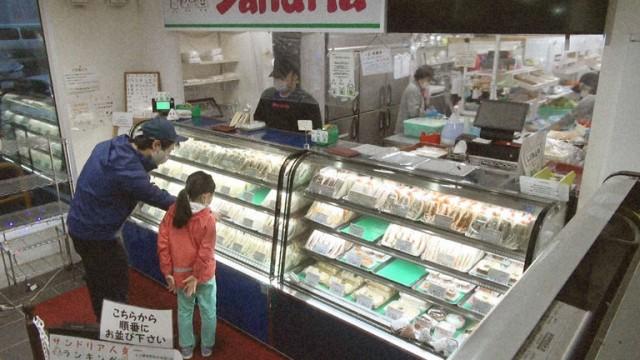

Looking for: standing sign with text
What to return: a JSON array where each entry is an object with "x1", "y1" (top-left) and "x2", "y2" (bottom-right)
[
  {"x1": 100, "y1": 300, "x2": 173, "y2": 349},
  {"x1": 163, "y1": 0, "x2": 386, "y2": 33},
  {"x1": 49, "y1": 334, "x2": 181, "y2": 360}
]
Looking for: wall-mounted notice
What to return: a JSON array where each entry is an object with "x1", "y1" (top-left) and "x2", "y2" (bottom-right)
[
  {"x1": 361, "y1": 47, "x2": 392, "y2": 76},
  {"x1": 64, "y1": 65, "x2": 99, "y2": 94},
  {"x1": 163, "y1": 0, "x2": 386, "y2": 33},
  {"x1": 49, "y1": 334, "x2": 181, "y2": 360},
  {"x1": 100, "y1": 300, "x2": 173, "y2": 349},
  {"x1": 393, "y1": 52, "x2": 411, "y2": 79},
  {"x1": 329, "y1": 51, "x2": 356, "y2": 99},
  {"x1": 125, "y1": 72, "x2": 160, "y2": 117}
]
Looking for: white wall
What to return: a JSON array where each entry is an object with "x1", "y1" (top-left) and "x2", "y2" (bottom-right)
[
  {"x1": 40, "y1": 0, "x2": 181, "y2": 178},
  {"x1": 580, "y1": 0, "x2": 640, "y2": 203},
  {"x1": 179, "y1": 31, "x2": 272, "y2": 115}
]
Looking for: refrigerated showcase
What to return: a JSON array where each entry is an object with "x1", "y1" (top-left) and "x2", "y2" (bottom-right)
[
  {"x1": 275, "y1": 150, "x2": 565, "y2": 359},
  {"x1": 450, "y1": 173, "x2": 640, "y2": 360}
]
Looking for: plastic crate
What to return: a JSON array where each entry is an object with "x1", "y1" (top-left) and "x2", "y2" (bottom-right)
[{"x1": 403, "y1": 117, "x2": 447, "y2": 138}]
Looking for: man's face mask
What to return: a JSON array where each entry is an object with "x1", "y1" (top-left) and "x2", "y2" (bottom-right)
[
  {"x1": 274, "y1": 78, "x2": 288, "y2": 93},
  {"x1": 151, "y1": 148, "x2": 170, "y2": 165}
]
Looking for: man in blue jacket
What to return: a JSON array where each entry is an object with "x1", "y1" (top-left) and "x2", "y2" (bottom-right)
[{"x1": 67, "y1": 116, "x2": 186, "y2": 319}]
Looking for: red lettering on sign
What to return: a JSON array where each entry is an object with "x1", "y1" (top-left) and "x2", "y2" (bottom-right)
[
  {"x1": 329, "y1": 0, "x2": 366, "y2": 12},
  {"x1": 240, "y1": 0, "x2": 258, "y2": 13},
  {"x1": 282, "y1": 0, "x2": 304, "y2": 13},
  {"x1": 218, "y1": 0, "x2": 363, "y2": 14},
  {"x1": 216, "y1": 0, "x2": 236, "y2": 14}
]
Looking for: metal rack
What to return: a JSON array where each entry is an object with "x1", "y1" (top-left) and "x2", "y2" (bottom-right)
[{"x1": 0, "y1": 134, "x2": 72, "y2": 288}]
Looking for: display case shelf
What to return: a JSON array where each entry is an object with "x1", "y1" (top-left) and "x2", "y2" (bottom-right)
[
  {"x1": 0, "y1": 174, "x2": 67, "y2": 198},
  {"x1": 217, "y1": 217, "x2": 273, "y2": 243},
  {"x1": 151, "y1": 171, "x2": 276, "y2": 217},
  {"x1": 304, "y1": 191, "x2": 525, "y2": 262},
  {"x1": 302, "y1": 250, "x2": 483, "y2": 322},
  {"x1": 0, "y1": 203, "x2": 69, "y2": 235},
  {"x1": 305, "y1": 220, "x2": 510, "y2": 293},
  {"x1": 170, "y1": 155, "x2": 278, "y2": 190}
]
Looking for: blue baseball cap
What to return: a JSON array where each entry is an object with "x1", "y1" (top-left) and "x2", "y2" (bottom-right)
[{"x1": 141, "y1": 116, "x2": 188, "y2": 143}]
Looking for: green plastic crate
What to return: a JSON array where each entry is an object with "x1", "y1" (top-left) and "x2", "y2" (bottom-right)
[{"x1": 403, "y1": 117, "x2": 447, "y2": 138}]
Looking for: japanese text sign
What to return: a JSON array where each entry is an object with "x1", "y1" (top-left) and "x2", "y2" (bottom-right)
[
  {"x1": 163, "y1": 0, "x2": 386, "y2": 33},
  {"x1": 100, "y1": 300, "x2": 173, "y2": 349},
  {"x1": 49, "y1": 334, "x2": 181, "y2": 360}
]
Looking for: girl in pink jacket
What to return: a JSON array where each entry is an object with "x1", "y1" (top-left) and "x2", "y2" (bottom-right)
[{"x1": 158, "y1": 171, "x2": 217, "y2": 359}]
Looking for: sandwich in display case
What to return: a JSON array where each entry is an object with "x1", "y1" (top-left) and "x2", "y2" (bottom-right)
[{"x1": 275, "y1": 151, "x2": 566, "y2": 359}]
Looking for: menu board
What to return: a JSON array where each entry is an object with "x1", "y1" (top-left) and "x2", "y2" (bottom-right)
[{"x1": 125, "y1": 72, "x2": 160, "y2": 116}]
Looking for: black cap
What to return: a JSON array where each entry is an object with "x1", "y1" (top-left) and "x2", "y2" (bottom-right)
[
  {"x1": 141, "y1": 116, "x2": 188, "y2": 143},
  {"x1": 269, "y1": 58, "x2": 299, "y2": 79}
]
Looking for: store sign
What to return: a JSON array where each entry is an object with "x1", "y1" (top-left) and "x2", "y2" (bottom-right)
[
  {"x1": 49, "y1": 334, "x2": 181, "y2": 360},
  {"x1": 100, "y1": 300, "x2": 173, "y2": 349},
  {"x1": 163, "y1": 0, "x2": 386, "y2": 33}
]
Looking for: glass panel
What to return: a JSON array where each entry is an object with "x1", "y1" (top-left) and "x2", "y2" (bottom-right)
[{"x1": 0, "y1": 0, "x2": 70, "y2": 289}]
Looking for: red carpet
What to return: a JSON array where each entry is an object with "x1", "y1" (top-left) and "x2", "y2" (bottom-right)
[{"x1": 34, "y1": 269, "x2": 286, "y2": 360}]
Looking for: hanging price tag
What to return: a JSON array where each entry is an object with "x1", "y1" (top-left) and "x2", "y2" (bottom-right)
[
  {"x1": 344, "y1": 251, "x2": 363, "y2": 267},
  {"x1": 390, "y1": 205, "x2": 409, "y2": 218},
  {"x1": 395, "y1": 239, "x2": 413, "y2": 254},
  {"x1": 438, "y1": 253, "x2": 456, "y2": 268},
  {"x1": 312, "y1": 242, "x2": 330, "y2": 255},
  {"x1": 243, "y1": 218, "x2": 254, "y2": 229},
  {"x1": 220, "y1": 186, "x2": 231, "y2": 195},
  {"x1": 253, "y1": 251, "x2": 267, "y2": 263},
  {"x1": 386, "y1": 306, "x2": 404, "y2": 320},
  {"x1": 356, "y1": 294, "x2": 374, "y2": 309},
  {"x1": 312, "y1": 213, "x2": 329, "y2": 226},
  {"x1": 304, "y1": 272, "x2": 320, "y2": 287},
  {"x1": 242, "y1": 191, "x2": 255, "y2": 202},
  {"x1": 349, "y1": 224, "x2": 365, "y2": 238},
  {"x1": 488, "y1": 268, "x2": 511, "y2": 285},
  {"x1": 481, "y1": 228, "x2": 503, "y2": 244},
  {"x1": 231, "y1": 243, "x2": 244, "y2": 253},
  {"x1": 427, "y1": 283, "x2": 448, "y2": 299},
  {"x1": 329, "y1": 280, "x2": 345, "y2": 297},
  {"x1": 472, "y1": 299, "x2": 493, "y2": 315},
  {"x1": 435, "y1": 214, "x2": 454, "y2": 228}
]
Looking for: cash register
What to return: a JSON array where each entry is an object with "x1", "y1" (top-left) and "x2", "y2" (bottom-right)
[{"x1": 458, "y1": 100, "x2": 529, "y2": 172}]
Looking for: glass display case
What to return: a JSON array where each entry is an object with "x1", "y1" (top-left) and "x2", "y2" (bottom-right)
[
  {"x1": 278, "y1": 151, "x2": 565, "y2": 359},
  {"x1": 1, "y1": 93, "x2": 65, "y2": 174},
  {"x1": 132, "y1": 122, "x2": 312, "y2": 278}
]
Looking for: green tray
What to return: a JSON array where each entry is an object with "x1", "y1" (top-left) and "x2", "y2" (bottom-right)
[
  {"x1": 243, "y1": 187, "x2": 270, "y2": 205},
  {"x1": 375, "y1": 259, "x2": 428, "y2": 287},
  {"x1": 340, "y1": 216, "x2": 390, "y2": 242}
]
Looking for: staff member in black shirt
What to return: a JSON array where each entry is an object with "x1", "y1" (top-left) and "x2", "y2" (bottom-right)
[{"x1": 254, "y1": 58, "x2": 322, "y2": 132}]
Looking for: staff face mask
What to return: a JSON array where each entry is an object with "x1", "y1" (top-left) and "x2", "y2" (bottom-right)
[{"x1": 274, "y1": 79, "x2": 289, "y2": 93}]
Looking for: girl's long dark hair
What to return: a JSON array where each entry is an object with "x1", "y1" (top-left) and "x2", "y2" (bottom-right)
[{"x1": 173, "y1": 171, "x2": 216, "y2": 228}]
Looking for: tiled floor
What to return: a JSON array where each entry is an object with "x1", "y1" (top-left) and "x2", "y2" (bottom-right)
[{"x1": 0, "y1": 264, "x2": 85, "y2": 360}]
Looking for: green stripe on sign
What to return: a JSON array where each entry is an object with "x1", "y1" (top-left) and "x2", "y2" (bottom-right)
[{"x1": 165, "y1": 23, "x2": 380, "y2": 29}]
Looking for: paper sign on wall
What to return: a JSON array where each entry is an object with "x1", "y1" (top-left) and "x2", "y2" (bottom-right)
[
  {"x1": 112, "y1": 112, "x2": 134, "y2": 127},
  {"x1": 49, "y1": 334, "x2": 181, "y2": 360},
  {"x1": 329, "y1": 51, "x2": 356, "y2": 99},
  {"x1": 64, "y1": 65, "x2": 99, "y2": 94},
  {"x1": 100, "y1": 300, "x2": 173, "y2": 349},
  {"x1": 361, "y1": 48, "x2": 392, "y2": 76},
  {"x1": 393, "y1": 52, "x2": 411, "y2": 79}
]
